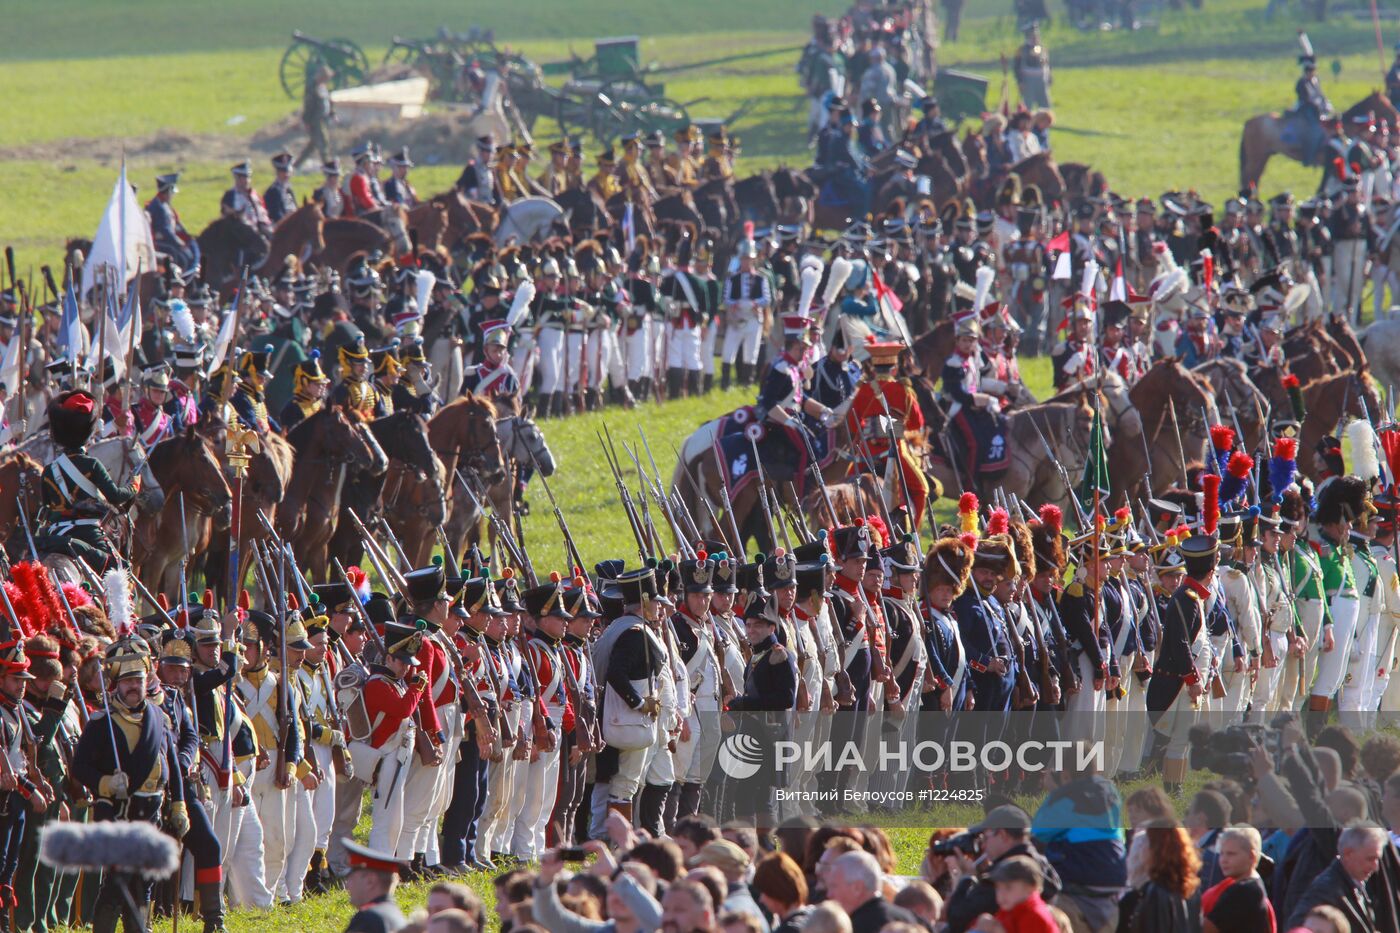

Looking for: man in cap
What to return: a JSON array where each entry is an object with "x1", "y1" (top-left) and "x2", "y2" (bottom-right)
[
  {"x1": 297, "y1": 62, "x2": 335, "y2": 171},
  {"x1": 943, "y1": 315, "x2": 1010, "y2": 482},
  {"x1": 721, "y1": 239, "x2": 773, "y2": 390},
  {"x1": 1146, "y1": 526, "x2": 1220, "y2": 793},
  {"x1": 146, "y1": 172, "x2": 198, "y2": 272},
  {"x1": 700, "y1": 128, "x2": 736, "y2": 184},
  {"x1": 368, "y1": 341, "x2": 402, "y2": 418},
  {"x1": 666, "y1": 125, "x2": 702, "y2": 189},
  {"x1": 1294, "y1": 54, "x2": 1332, "y2": 165},
  {"x1": 72, "y1": 635, "x2": 187, "y2": 933},
  {"x1": 295, "y1": 602, "x2": 348, "y2": 896},
  {"x1": 537, "y1": 140, "x2": 573, "y2": 197},
  {"x1": 588, "y1": 149, "x2": 622, "y2": 202},
  {"x1": 1251, "y1": 507, "x2": 1297, "y2": 719},
  {"x1": 230, "y1": 345, "x2": 280, "y2": 434},
  {"x1": 314, "y1": 159, "x2": 348, "y2": 219},
  {"x1": 1308, "y1": 476, "x2": 1373, "y2": 724},
  {"x1": 154, "y1": 627, "x2": 230, "y2": 930},
  {"x1": 383, "y1": 148, "x2": 419, "y2": 208},
  {"x1": 35, "y1": 390, "x2": 140, "y2": 572},
  {"x1": 332, "y1": 336, "x2": 379, "y2": 422},
  {"x1": 462, "y1": 320, "x2": 520, "y2": 411},
  {"x1": 944, "y1": 805, "x2": 1061, "y2": 931},
  {"x1": 1013, "y1": 24, "x2": 1052, "y2": 109},
  {"x1": 280, "y1": 349, "x2": 331, "y2": 430},
  {"x1": 347, "y1": 144, "x2": 389, "y2": 226},
  {"x1": 265, "y1": 151, "x2": 298, "y2": 225},
  {"x1": 669, "y1": 552, "x2": 732, "y2": 821},
  {"x1": 493, "y1": 143, "x2": 523, "y2": 202},
  {"x1": 221, "y1": 160, "x2": 274, "y2": 238},
  {"x1": 590, "y1": 566, "x2": 668, "y2": 830},
  {"x1": 341, "y1": 839, "x2": 409, "y2": 932}
]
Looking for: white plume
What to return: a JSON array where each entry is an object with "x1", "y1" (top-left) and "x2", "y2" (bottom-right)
[
  {"x1": 973, "y1": 265, "x2": 996, "y2": 313},
  {"x1": 821, "y1": 256, "x2": 853, "y2": 308},
  {"x1": 797, "y1": 261, "x2": 824, "y2": 319},
  {"x1": 168, "y1": 299, "x2": 196, "y2": 344},
  {"x1": 1151, "y1": 268, "x2": 1189, "y2": 305},
  {"x1": 952, "y1": 281, "x2": 978, "y2": 303},
  {"x1": 1348, "y1": 419, "x2": 1380, "y2": 481},
  {"x1": 413, "y1": 270, "x2": 436, "y2": 318},
  {"x1": 103, "y1": 568, "x2": 134, "y2": 636},
  {"x1": 506, "y1": 280, "x2": 535, "y2": 329}
]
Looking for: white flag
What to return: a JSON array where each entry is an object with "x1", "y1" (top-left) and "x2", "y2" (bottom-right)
[{"x1": 81, "y1": 160, "x2": 156, "y2": 297}]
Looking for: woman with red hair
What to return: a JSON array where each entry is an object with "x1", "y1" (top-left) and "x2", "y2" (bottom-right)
[{"x1": 1118, "y1": 820, "x2": 1201, "y2": 933}]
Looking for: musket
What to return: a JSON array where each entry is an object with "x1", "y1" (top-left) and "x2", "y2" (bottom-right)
[
  {"x1": 626, "y1": 439, "x2": 694, "y2": 558},
  {"x1": 747, "y1": 435, "x2": 779, "y2": 551},
  {"x1": 599, "y1": 427, "x2": 651, "y2": 564},
  {"x1": 346, "y1": 508, "x2": 409, "y2": 596},
  {"x1": 1137, "y1": 413, "x2": 1155, "y2": 497},
  {"x1": 617, "y1": 436, "x2": 662, "y2": 558},
  {"x1": 15, "y1": 501, "x2": 124, "y2": 771},
  {"x1": 786, "y1": 482, "x2": 814, "y2": 543},
  {"x1": 710, "y1": 446, "x2": 746, "y2": 559},
  {"x1": 529, "y1": 446, "x2": 585, "y2": 573},
  {"x1": 638, "y1": 426, "x2": 696, "y2": 550},
  {"x1": 1167, "y1": 396, "x2": 1189, "y2": 488},
  {"x1": 671, "y1": 441, "x2": 733, "y2": 553},
  {"x1": 453, "y1": 471, "x2": 536, "y2": 584},
  {"x1": 770, "y1": 485, "x2": 795, "y2": 555},
  {"x1": 1030, "y1": 413, "x2": 1089, "y2": 528}
]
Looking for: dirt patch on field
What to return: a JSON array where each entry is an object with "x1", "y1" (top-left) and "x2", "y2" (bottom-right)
[{"x1": 0, "y1": 102, "x2": 492, "y2": 172}]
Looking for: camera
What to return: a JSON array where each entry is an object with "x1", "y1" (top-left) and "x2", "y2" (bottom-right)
[
  {"x1": 929, "y1": 831, "x2": 979, "y2": 857},
  {"x1": 1188, "y1": 714, "x2": 1293, "y2": 784}
]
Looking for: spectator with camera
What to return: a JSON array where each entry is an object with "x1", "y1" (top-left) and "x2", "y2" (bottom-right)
[{"x1": 944, "y1": 806, "x2": 1061, "y2": 933}]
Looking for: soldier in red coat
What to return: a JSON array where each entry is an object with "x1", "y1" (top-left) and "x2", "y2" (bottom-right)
[{"x1": 845, "y1": 340, "x2": 931, "y2": 529}]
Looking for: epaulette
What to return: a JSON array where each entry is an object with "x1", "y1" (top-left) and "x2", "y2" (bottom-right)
[
  {"x1": 1184, "y1": 588, "x2": 1201, "y2": 601},
  {"x1": 769, "y1": 645, "x2": 788, "y2": 665},
  {"x1": 1064, "y1": 581, "x2": 1084, "y2": 599}
]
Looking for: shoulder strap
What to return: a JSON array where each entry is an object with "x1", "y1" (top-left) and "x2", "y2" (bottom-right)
[{"x1": 55, "y1": 454, "x2": 104, "y2": 501}]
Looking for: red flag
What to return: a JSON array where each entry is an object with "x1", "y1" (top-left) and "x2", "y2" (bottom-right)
[
  {"x1": 1047, "y1": 230, "x2": 1070, "y2": 253},
  {"x1": 870, "y1": 261, "x2": 903, "y2": 314}
]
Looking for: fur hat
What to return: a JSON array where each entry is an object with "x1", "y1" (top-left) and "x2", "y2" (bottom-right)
[
  {"x1": 47, "y1": 390, "x2": 99, "y2": 450},
  {"x1": 923, "y1": 535, "x2": 974, "y2": 596},
  {"x1": 1028, "y1": 505, "x2": 1066, "y2": 573},
  {"x1": 1008, "y1": 520, "x2": 1037, "y2": 581},
  {"x1": 1314, "y1": 474, "x2": 1374, "y2": 526},
  {"x1": 973, "y1": 533, "x2": 1020, "y2": 579}
]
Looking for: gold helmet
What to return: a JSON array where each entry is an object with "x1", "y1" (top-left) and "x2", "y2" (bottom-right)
[
  {"x1": 338, "y1": 336, "x2": 370, "y2": 371},
  {"x1": 293, "y1": 349, "x2": 330, "y2": 392}
]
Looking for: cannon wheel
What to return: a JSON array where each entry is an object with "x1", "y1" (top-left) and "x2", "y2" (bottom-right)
[
  {"x1": 382, "y1": 41, "x2": 423, "y2": 69},
  {"x1": 280, "y1": 41, "x2": 317, "y2": 98},
  {"x1": 280, "y1": 37, "x2": 370, "y2": 99},
  {"x1": 632, "y1": 97, "x2": 691, "y2": 139},
  {"x1": 327, "y1": 38, "x2": 370, "y2": 86}
]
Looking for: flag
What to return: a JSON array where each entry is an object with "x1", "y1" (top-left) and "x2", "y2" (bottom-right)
[
  {"x1": 56, "y1": 280, "x2": 84, "y2": 362},
  {"x1": 622, "y1": 203, "x2": 636, "y2": 254},
  {"x1": 206, "y1": 283, "x2": 243, "y2": 375},
  {"x1": 80, "y1": 160, "x2": 156, "y2": 297},
  {"x1": 1078, "y1": 407, "x2": 1109, "y2": 508},
  {"x1": 0, "y1": 327, "x2": 21, "y2": 398},
  {"x1": 1109, "y1": 257, "x2": 1126, "y2": 301},
  {"x1": 1048, "y1": 230, "x2": 1071, "y2": 281}
]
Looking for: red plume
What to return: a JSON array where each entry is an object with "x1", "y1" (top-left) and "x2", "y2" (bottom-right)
[
  {"x1": 1, "y1": 582, "x2": 33, "y2": 637},
  {"x1": 157, "y1": 592, "x2": 170, "y2": 611},
  {"x1": 1114, "y1": 506, "x2": 1131, "y2": 525},
  {"x1": 1335, "y1": 157, "x2": 1347, "y2": 179},
  {"x1": 61, "y1": 582, "x2": 90, "y2": 608},
  {"x1": 959, "y1": 532, "x2": 979, "y2": 550},
  {"x1": 238, "y1": 589, "x2": 251, "y2": 610},
  {"x1": 1202, "y1": 473, "x2": 1221, "y2": 535},
  {"x1": 1210, "y1": 425, "x2": 1235, "y2": 453},
  {"x1": 1273, "y1": 437, "x2": 1298, "y2": 460},
  {"x1": 203, "y1": 589, "x2": 215, "y2": 609},
  {"x1": 1281, "y1": 373, "x2": 1300, "y2": 389},
  {"x1": 987, "y1": 507, "x2": 1010, "y2": 536},
  {"x1": 1227, "y1": 451, "x2": 1255, "y2": 479},
  {"x1": 958, "y1": 492, "x2": 979, "y2": 513},
  {"x1": 865, "y1": 515, "x2": 889, "y2": 549},
  {"x1": 287, "y1": 593, "x2": 299, "y2": 610},
  {"x1": 1038, "y1": 504, "x2": 1063, "y2": 535}
]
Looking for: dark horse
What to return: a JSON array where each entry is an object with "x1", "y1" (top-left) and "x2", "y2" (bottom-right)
[
  {"x1": 328, "y1": 410, "x2": 439, "y2": 576},
  {"x1": 197, "y1": 216, "x2": 268, "y2": 289}
]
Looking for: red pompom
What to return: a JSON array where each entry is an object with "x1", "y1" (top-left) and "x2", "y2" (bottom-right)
[
  {"x1": 1273, "y1": 437, "x2": 1298, "y2": 460},
  {"x1": 238, "y1": 589, "x2": 251, "y2": 610},
  {"x1": 1210, "y1": 424, "x2": 1235, "y2": 453},
  {"x1": 286, "y1": 593, "x2": 299, "y2": 610},
  {"x1": 696, "y1": 550, "x2": 708, "y2": 561},
  {"x1": 1281, "y1": 373, "x2": 1300, "y2": 389},
  {"x1": 501, "y1": 567, "x2": 515, "y2": 580},
  {"x1": 60, "y1": 392, "x2": 94, "y2": 414},
  {"x1": 1202, "y1": 473, "x2": 1221, "y2": 535},
  {"x1": 549, "y1": 570, "x2": 562, "y2": 583},
  {"x1": 853, "y1": 517, "x2": 865, "y2": 527},
  {"x1": 1114, "y1": 506, "x2": 1131, "y2": 525},
  {"x1": 156, "y1": 592, "x2": 170, "y2": 611},
  {"x1": 959, "y1": 532, "x2": 979, "y2": 550},
  {"x1": 958, "y1": 492, "x2": 979, "y2": 514},
  {"x1": 1038, "y1": 504, "x2": 1063, "y2": 535},
  {"x1": 1227, "y1": 451, "x2": 1255, "y2": 479},
  {"x1": 987, "y1": 508, "x2": 1009, "y2": 536},
  {"x1": 61, "y1": 582, "x2": 90, "y2": 609},
  {"x1": 573, "y1": 575, "x2": 585, "y2": 587},
  {"x1": 203, "y1": 588, "x2": 215, "y2": 609}
]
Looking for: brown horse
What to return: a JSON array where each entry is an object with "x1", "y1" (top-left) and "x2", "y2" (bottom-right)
[
  {"x1": 1324, "y1": 313, "x2": 1367, "y2": 371},
  {"x1": 1284, "y1": 320, "x2": 1347, "y2": 383},
  {"x1": 430, "y1": 394, "x2": 508, "y2": 557},
  {"x1": 1193, "y1": 358, "x2": 1272, "y2": 455},
  {"x1": 1240, "y1": 91, "x2": 1399, "y2": 189},
  {"x1": 0, "y1": 452, "x2": 43, "y2": 553},
  {"x1": 278, "y1": 406, "x2": 382, "y2": 582},
  {"x1": 197, "y1": 216, "x2": 269, "y2": 289},
  {"x1": 802, "y1": 473, "x2": 885, "y2": 527},
  {"x1": 134, "y1": 428, "x2": 233, "y2": 596},
  {"x1": 383, "y1": 454, "x2": 449, "y2": 568},
  {"x1": 1298, "y1": 371, "x2": 1382, "y2": 463},
  {"x1": 1059, "y1": 163, "x2": 1108, "y2": 204},
  {"x1": 406, "y1": 201, "x2": 451, "y2": 254},
  {"x1": 426, "y1": 189, "x2": 497, "y2": 253},
  {"x1": 1009, "y1": 152, "x2": 1066, "y2": 205},
  {"x1": 314, "y1": 206, "x2": 412, "y2": 274},
  {"x1": 1123, "y1": 360, "x2": 1218, "y2": 503},
  {"x1": 256, "y1": 202, "x2": 325, "y2": 281}
]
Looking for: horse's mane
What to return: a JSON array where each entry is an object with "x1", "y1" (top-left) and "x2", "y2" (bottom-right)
[
  {"x1": 286, "y1": 405, "x2": 339, "y2": 450},
  {"x1": 0, "y1": 451, "x2": 41, "y2": 473},
  {"x1": 146, "y1": 431, "x2": 193, "y2": 478},
  {"x1": 438, "y1": 392, "x2": 498, "y2": 420}
]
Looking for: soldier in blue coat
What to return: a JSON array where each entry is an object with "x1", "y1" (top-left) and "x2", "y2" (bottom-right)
[
  {"x1": 953, "y1": 534, "x2": 1019, "y2": 716},
  {"x1": 264, "y1": 151, "x2": 298, "y2": 226},
  {"x1": 146, "y1": 173, "x2": 197, "y2": 271}
]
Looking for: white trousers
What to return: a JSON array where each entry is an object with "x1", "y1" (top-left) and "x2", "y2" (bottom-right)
[
  {"x1": 281, "y1": 776, "x2": 317, "y2": 902},
  {"x1": 397, "y1": 753, "x2": 443, "y2": 859},
  {"x1": 477, "y1": 704, "x2": 524, "y2": 858},
  {"x1": 587, "y1": 326, "x2": 625, "y2": 389},
  {"x1": 208, "y1": 759, "x2": 272, "y2": 910},
  {"x1": 1251, "y1": 631, "x2": 1291, "y2": 720},
  {"x1": 1314, "y1": 595, "x2": 1360, "y2": 699},
  {"x1": 564, "y1": 331, "x2": 586, "y2": 391},
  {"x1": 356, "y1": 726, "x2": 415, "y2": 856},
  {"x1": 667, "y1": 324, "x2": 702, "y2": 371},
  {"x1": 1107, "y1": 660, "x2": 1148, "y2": 776},
  {"x1": 700, "y1": 323, "x2": 717, "y2": 376},
  {"x1": 1331, "y1": 239, "x2": 1367, "y2": 319},
  {"x1": 674, "y1": 708, "x2": 722, "y2": 785},
  {"x1": 250, "y1": 765, "x2": 288, "y2": 901},
  {"x1": 536, "y1": 327, "x2": 565, "y2": 393},
  {"x1": 1341, "y1": 607, "x2": 1380, "y2": 717},
  {"x1": 311, "y1": 743, "x2": 337, "y2": 850},
  {"x1": 624, "y1": 320, "x2": 652, "y2": 382},
  {"x1": 511, "y1": 331, "x2": 537, "y2": 393},
  {"x1": 509, "y1": 740, "x2": 561, "y2": 860},
  {"x1": 721, "y1": 312, "x2": 764, "y2": 366},
  {"x1": 1281, "y1": 598, "x2": 1325, "y2": 703}
]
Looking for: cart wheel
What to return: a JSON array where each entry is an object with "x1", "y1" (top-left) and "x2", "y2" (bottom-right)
[
  {"x1": 328, "y1": 38, "x2": 369, "y2": 88},
  {"x1": 382, "y1": 42, "x2": 421, "y2": 69},
  {"x1": 280, "y1": 41, "x2": 316, "y2": 99},
  {"x1": 634, "y1": 97, "x2": 690, "y2": 137}
]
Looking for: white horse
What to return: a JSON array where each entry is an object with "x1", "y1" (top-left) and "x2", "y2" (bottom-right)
[
  {"x1": 1362, "y1": 317, "x2": 1400, "y2": 399},
  {"x1": 495, "y1": 196, "x2": 565, "y2": 246}
]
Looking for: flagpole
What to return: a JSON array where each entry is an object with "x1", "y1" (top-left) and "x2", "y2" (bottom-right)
[{"x1": 118, "y1": 155, "x2": 127, "y2": 290}]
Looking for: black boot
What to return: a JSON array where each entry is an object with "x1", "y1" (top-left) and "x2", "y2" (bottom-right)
[
  {"x1": 638, "y1": 783, "x2": 669, "y2": 837},
  {"x1": 678, "y1": 781, "x2": 704, "y2": 818},
  {"x1": 666, "y1": 367, "x2": 685, "y2": 400},
  {"x1": 405, "y1": 853, "x2": 426, "y2": 881},
  {"x1": 91, "y1": 898, "x2": 121, "y2": 933},
  {"x1": 550, "y1": 391, "x2": 566, "y2": 418},
  {"x1": 198, "y1": 880, "x2": 227, "y2": 933},
  {"x1": 721, "y1": 362, "x2": 732, "y2": 391},
  {"x1": 662, "y1": 781, "x2": 682, "y2": 831},
  {"x1": 639, "y1": 377, "x2": 653, "y2": 401},
  {"x1": 702, "y1": 373, "x2": 713, "y2": 394},
  {"x1": 689, "y1": 371, "x2": 704, "y2": 396},
  {"x1": 737, "y1": 360, "x2": 753, "y2": 386},
  {"x1": 618, "y1": 381, "x2": 637, "y2": 408}
]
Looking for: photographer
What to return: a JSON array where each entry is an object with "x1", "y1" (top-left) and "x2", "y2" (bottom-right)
[
  {"x1": 533, "y1": 842, "x2": 663, "y2": 933},
  {"x1": 944, "y1": 806, "x2": 1061, "y2": 933}
]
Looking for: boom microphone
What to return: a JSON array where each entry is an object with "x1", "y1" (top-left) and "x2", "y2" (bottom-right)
[{"x1": 39, "y1": 821, "x2": 180, "y2": 880}]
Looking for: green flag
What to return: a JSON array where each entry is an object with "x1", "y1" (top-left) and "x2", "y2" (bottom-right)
[{"x1": 1078, "y1": 407, "x2": 1109, "y2": 515}]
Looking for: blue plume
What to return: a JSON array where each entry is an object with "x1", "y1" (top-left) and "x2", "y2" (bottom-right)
[{"x1": 1268, "y1": 454, "x2": 1296, "y2": 504}]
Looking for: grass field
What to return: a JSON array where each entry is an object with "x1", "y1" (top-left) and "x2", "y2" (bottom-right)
[{"x1": 6, "y1": 1, "x2": 1389, "y2": 929}]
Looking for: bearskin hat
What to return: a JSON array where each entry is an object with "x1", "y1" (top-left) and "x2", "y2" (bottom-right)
[
  {"x1": 973, "y1": 533, "x2": 1020, "y2": 579},
  {"x1": 1314, "y1": 475, "x2": 1373, "y2": 527},
  {"x1": 922, "y1": 535, "x2": 973, "y2": 597},
  {"x1": 23, "y1": 633, "x2": 61, "y2": 681},
  {"x1": 1008, "y1": 520, "x2": 1037, "y2": 581},
  {"x1": 1029, "y1": 505, "x2": 1066, "y2": 573},
  {"x1": 1278, "y1": 487, "x2": 1309, "y2": 525},
  {"x1": 47, "y1": 390, "x2": 99, "y2": 451}
]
